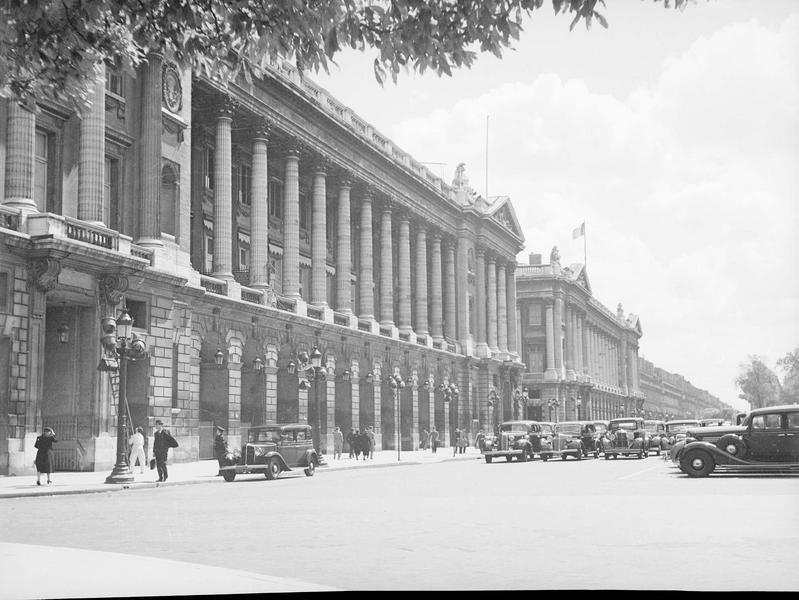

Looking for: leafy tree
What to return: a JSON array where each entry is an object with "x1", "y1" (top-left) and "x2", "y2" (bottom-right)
[
  {"x1": 0, "y1": 0, "x2": 692, "y2": 112},
  {"x1": 777, "y1": 346, "x2": 799, "y2": 404},
  {"x1": 735, "y1": 356, "x2": 782, "y2": 410}
]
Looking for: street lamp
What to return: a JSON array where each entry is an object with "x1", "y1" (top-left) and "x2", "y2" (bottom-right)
[
  {"x1": 302, "y1": 345, "x2": 326, "y2": 454},
  {"x1": 388, "y1": 374, "x2": 405, "y2": 461},
  {"x1": 576, "y1": 394, "x2": 582, "y2": 420},
  {"x1": 546, "y1": 397, "x2": 560, "y2": 423},
  {"x1": 487, "y1": 387, "x2": 498, "y2": 433},
  {"x1": 100, "y1": 308, "x2": 147, "y2": 484}
]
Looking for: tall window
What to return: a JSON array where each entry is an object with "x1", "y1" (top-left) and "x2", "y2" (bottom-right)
[
  {"x1": 239, "y1": 164, "x2": 251, "y2": 205},
  {"x1": 528, "y1": 346, "x2": 544, "y2": 373},
  {"x1": 268, "y1": 178, "x2": 283, "y2": 219},
  {"x1": 528, "y1": 303, "x2": 543, "y2": 326},
  {"x1": 160, "y1": 164, "x2": 178, "y2": 237},
  {"x1": 105, "y1": 67, "x2": 124, "y2": 96},
  {"x1": 299, "y1": 192, "x2": 308, "y2": 230},
  {"x1": 104, "y1": 157, "x2": 120, "y2": 230},
  {"x1": 238, "y1": 232, "x2": 250, "y2": 271},
  {"x1": 203, "y1": 224, "x2": 213, "y2": 274},
  {"x1": 204, "y1": 147, "x2": 215, "y2": 190},
  {"x1": 34, "y1": 130, "x2": 50, "y2": 211}
]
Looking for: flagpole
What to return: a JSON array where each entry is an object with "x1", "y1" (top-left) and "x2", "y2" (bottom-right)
[{"x1": 583, "y1": 221, "x2": 587, "y2": 268}]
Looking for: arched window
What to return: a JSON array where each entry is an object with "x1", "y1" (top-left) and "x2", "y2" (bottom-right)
[{"x1": 160, "y1": 164, "x2": 178, "y2": 237}]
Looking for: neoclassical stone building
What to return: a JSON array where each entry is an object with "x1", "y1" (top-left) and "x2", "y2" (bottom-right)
[
  {"x1": 0, "y1": 55, "x2": 525, "y2": 475},
  {"x1": 515, "y1": 250, "x2": 645, "y2": 422},
  {"x1": 637, "y1": 357, "x2": 730, "y2": 420}
]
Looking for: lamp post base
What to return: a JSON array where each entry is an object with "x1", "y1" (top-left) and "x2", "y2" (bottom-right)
[{"x1": 105, "y1": 462, "x2": 135, "y2": 484}]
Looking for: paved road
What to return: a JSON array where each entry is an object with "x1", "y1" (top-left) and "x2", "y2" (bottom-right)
[{"x1": 1, "y1": 455, "x2": 797, "y2": 593}]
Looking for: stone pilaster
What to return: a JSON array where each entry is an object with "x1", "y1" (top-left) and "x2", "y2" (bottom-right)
[
  {"x1": 282, "y1": 148, "x2": 301, "y2": 299},
  {"x1": 311, "y1": 164, "x2": 328, "y2": 306},
  {"x1": 335, "y1": 180, "x2": 352, "y2": 312},
  {"x1": 411, "y1": 375, "x2": 419, "y2": 450},
  {"x1": 475, "y1": 247, "x2": 488, "y2": 357},
  {"x1": 575, "y1": 313, "x2": 583, "y2": 374},
  {"x1": 486, "y1": 255, "x2": 498, "y2": 354},
  {"x1": 325, "y1": 357, "x2": 336, "y2": 453},
  {"x1": 3, "y1": 102, "x2": 37, "y2": 212},
  {"x1": 138, "y1": 53, "x2": 163, "y2": 246},
  {"x1": 250, "y1": 124, "x2": 270, "y2": 289},
  {"x1": 443, "y1": 241, "x2": 457, "y2": 342},
  {"x1": 397, "y1": 217, "x2": 412, "y2": 333},
  {"x1": 212, "y1": 100, "x2": 233, "y2": 279},
  {"x1": 506, "y1": 263, "x2": 518, "y2": 358},
  {"x1": 443, "y1": 393, "x2": 451, "y2": 447},
  {"x1": 414, "y1": 225, "x2": 429, "y2": 336},
  {"x1": 77, "y1": 63, "x2": 106, "y2": 225},
  {"x1": 497, "y1": 262, "x2": 508, "y2": 354},
  {"x1": 456, "y1": 235, "x2": 470, "y2": 351},
  {"x1": 553, "y1": 295, "x2": 564, "y2": 377},
  {"x1": 544, "y1": 301, "x2": 557, "y2": 380},
  {"x1": 265, "y1": 345, "x2": 278, "y2": 421},
  {"x1": 373, "y1": 364, "x2": 382, "y2": 449},
  {"x1": 351, "y1": 360, "x2": 360, "y2": 431},
  {"x1": 379, "y1": 207, "x2": 394, "y2": 327},
  {"x1": 429, "y1": 235, "x2": 443, "y2": 343},
  {"x1": 565, "y1": 303, "x2": 575, "y2": 380},
  {"x1": 581, "y1": 317, "x2": 589, "y2": 376},
  {"x1": 428, "y1": 374, "x2": 436, "y2": 439},
  {"x1": 358, "y1": 194, "x2": 374, "y2": 319}
]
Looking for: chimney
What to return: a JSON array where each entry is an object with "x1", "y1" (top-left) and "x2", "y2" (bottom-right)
[{"x1": 529, "y1": 253, "x2": 542, "y2": 265}]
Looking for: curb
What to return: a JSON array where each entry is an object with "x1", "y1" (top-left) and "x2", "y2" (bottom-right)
[{"x1": 0, "y1": 454, "x2": 479, "y2": 499}]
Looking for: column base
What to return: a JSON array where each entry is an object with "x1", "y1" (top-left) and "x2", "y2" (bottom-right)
[
  {"x1": 476, "y1": 343, "x2": 491, "y2": 359},
  {"x1": 3, "y1": 197, "x2": 38, "y2": 213},
  {"x1": 135, "y1": 236, "x2": 164, "y2": 248},
  {"x1": 566, "y1": 369, "x2": 577, "y2": 381}
]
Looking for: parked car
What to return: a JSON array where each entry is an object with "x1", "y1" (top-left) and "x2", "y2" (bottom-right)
[
  {"x1": 643, "y1": 420, "x2": 667, "y2": 455},
  {"x1": 700, "y1": 418, "x2": 727, "y2": 427},
  {"x1": 482, "y1": 420, "x2": 543, "y2": 463},
  {"x1": 679, "y1": 405, "x2": 799, "y2": 477},
  {"x1": 219, "y1": 423, "x2": 319, "y2": 481},
  {"x1": 540, "y1": 421, "x2": 599, "y2": 460},
  {"x1": 665, "y1": 419, "x2": 702, "y2": 463},
  {"x1": 601, "y1": 417, "x2": 649, "y2": 459},
  {"x1": 593, "y1": 421, "x2": 608, "y2": 454}
]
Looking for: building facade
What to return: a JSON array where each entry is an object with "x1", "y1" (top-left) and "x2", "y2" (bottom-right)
[
  {"x1": 637, "y1": 357, "x2": 730, "y2": 420},
  {"x1": 0, "y1": 55, "x2": 526, "y2": 475},
  {"x1": 515, "y1": 251, "x2": 645, "y2": 423}
]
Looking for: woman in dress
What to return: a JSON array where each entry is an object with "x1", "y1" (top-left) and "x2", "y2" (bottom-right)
[
  {"x1": 34, "y1": 427, "x2": 57, "y2": 485},
  {"x1": 128, "y1": 426, "x2": 147, "y2": 474}
]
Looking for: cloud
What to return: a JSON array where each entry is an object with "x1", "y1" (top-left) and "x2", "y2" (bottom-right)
[{"x1": 389, "y1": 15, "x2": 799, "y2": 410}]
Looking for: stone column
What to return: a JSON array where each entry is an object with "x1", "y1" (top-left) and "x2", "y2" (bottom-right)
[
  {"x1": 379, "y1": 207, "x2": 394, "y2": 327},
  {"x1": 456, "y1": 235, "x2": 470, "y2": 351},
  {"x1": 444, "y1": 241, "x2": 457, "y2": 342},
  {"x1": 411, "y1": 379, "x2": 419, "y2": 450},
  {"x1": 311, "y1": 164, "x2": 327, "y2": 306},
  {"x1": 475, "y1": 248, "x2": 488, "y2": 356},
  {"x1": 138, "y1": 53, "x2": 163, "y2": 246},
  {"x1": 212, "y1": 101, "x2": 233, "y2": 279},
  {"x1": 414, "y1": 226, "x2": 429, "y2": 336},
  {"x1": 351, "y1": 360, "x2": 360, "y2": 433},
  {"x1": 553, "y1": 295, "x2": 564, "y2": 378},
  {"x1": 373, "y1": 364, "x2": 383, "y2": 449},
  {"x1": 77, "y1": 63, "x2": 106, "y2": 225},
  {"x1": 506, "y1": 263, "x2": 518, "y2": 358},
  {"x1": 335, "y1": 179, "x2": 352, "y2": 312},
  {"x1": 3, "y1": 102, "x2": 37, "y2": 211},
  {"x1": 564, "y1": 303, "x2": 575, "y2": 380},
  {"x1": 575, "y1": 314, "x2": 583, "y2": 374},
  {"x1": 429, "y1": 235, "x2": 444, "y2": 343},
  {"x1": 545, "y1": 301, "x2": 557, "y2": 379},
  {"x1": 282, "y1": 148, "x2": 301, "y2": 299},
  {"x1": 486, "y1": 255, "x2": 499, "y2": 354},
  {"x1": 397, "y1": 216, "x2": 412, "y2": 333},
  {"x1": 249, "y1": 125, "x2": 270, "y2": 289},
  {"x1": 620, "y1": 339, "x2": 629, "y2": 395},
  {"x1": 497, "y1": 262, "x2": 508, "y2": 354},
  {"x1": 581, "y1": 318, "x2": 589, "y2": 376},
  {"x1": 358, "y1": 194, "x2": 374, "y2": 319}
]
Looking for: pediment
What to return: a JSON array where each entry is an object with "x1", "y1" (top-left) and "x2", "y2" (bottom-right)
[
  {"x1": 568, "y1": 263, "x2": 592, "y2": 295},
  {"x1": 486, "y1": 196, "x2": 524, "y2": 240}
]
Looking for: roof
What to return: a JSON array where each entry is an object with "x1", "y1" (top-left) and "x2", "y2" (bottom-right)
[
  {"x1": 749, "y1": 404, "x2": 799, "y2": 415},
  {"x1": 251, "y1": 423, "x2": 312, "y2": 431}
]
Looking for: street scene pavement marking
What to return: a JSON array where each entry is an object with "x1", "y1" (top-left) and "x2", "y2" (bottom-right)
[{"x1": 617, "y1": 464, "x2": 665, "y2": 480}]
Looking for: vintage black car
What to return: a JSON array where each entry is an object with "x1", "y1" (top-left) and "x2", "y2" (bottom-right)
[
  {"x1": 679, "y1": 405, "x2": 799, "y2": 477},
  {"x1": 601, "y1": 417, "x2": 648, "y2": 459},
  {"x1": 539, "y1": 421, "x2": 598, "y2": 461},
  {"x1": 644, "y1": 420, "x2": 667, "y2": 455},
  {"x1": 219, "y1": 423, "x2": 319, "y2": 481},
  {"x1": 482, "y1": 420, "x2": 543, "y2": 463}
]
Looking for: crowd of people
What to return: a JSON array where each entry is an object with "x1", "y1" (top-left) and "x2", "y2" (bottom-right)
[{"x1": 333, "y1": 425, "x2": 376, "y2": 460}]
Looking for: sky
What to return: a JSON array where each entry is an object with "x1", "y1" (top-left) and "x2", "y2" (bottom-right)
[{"x1": 311, "y1": 0, "x2": 799, "y2": 412}]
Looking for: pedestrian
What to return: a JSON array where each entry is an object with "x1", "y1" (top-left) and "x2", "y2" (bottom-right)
[
  {"x1": 213, "y1": 426, "x2": 228, "y2": 475},
  {"x1": 346, "y1": 427, "x2": 355, "y2": 459},
  {"x1": 367, "y1": 426, "x2": 376, "y2": 459},
  {"x1": 34, "y1": 427, "x2": 57, "y2": 485},
  {"x1": 430, "y1": 426, "x2": 439, "y2": 454},
  {"x1": 475, "y1": 429, "x2": 486, "y2": 451},
  {"x1": 152, "y1": 420, "x2": 178, "y2": 482},
  {"x1": 128, "y1": 426, "x2": 147, "y2": 474},
  {"x1": 333, "y1": 426, "x2": 344, "y2": 460},
  {"x1": 452, "y1": 427, "x2": 461, "y2": 457},
  {"x1": 420, "y1": 428, "x2": 429, "y2": 451},
  {"x1": 357, "y1": 429, "x2": 369, "y2": 461},
  {"x1": 352, "y1": 429, "x2": 362, "y2": 460},
  {"x1": 459, "y1": 429, "x2": 469, "y2": 454}
]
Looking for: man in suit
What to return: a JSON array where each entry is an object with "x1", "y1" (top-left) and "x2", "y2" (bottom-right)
[
  {"x1": 153, "y1": 420, "x2": 178, "y2": 482},
  {"x1": 213, "y1": 426, "x2": 228, "y2": 475}
]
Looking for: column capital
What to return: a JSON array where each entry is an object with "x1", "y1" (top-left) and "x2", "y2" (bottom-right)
[
  {"x1": 486, "y1": 253, "x2": 497, "y2": 266},
  {"x1": 476, "y1": 246, "x2": 486, "y2": 259},
  {"x1": 253, "y1": 117, "x2": 272, "y2": 141},
  {"x1": 284, "y1": 137, "x2": 302, "y2": 158},
  {"x1": 337, "y1": 176, "x2": 353, "y2": 190},
  {"x1": 216, "y1": 96, "x2": 237, "y2": 119},
  {"x1": 312, "y1": 157, "x2": 330, "y2": 175}
]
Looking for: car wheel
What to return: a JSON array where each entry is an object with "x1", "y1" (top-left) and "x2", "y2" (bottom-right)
[
  {"x1": 304, "y1": 458, "x2": 316, "y2": 477},
  {"x1": 485, "y1": 455, "x2": 493, "y2": 464},
  {"x1": 561, "y1": 454, "x2": 567, "y2": 461},
  {"x1": 717, "y1": 434, "x2": 747, "y2": 459},
  {"x1": 222, "y1": 470, "x2": 236, "y2": 482},
  {"x1": 542, "y1": 455, "x2": 549, "y2": 462},
  {"x1": 575, "y1": 451, "x2": 582, "y2": 461},
  {"x1": 519, "y1": 450, "x2": 529, "y2": 462},
  {"x1": 505, "y1": 455, "x2": 513, "y2": 462},
  {"x1": 604, "y1": 453, "x2": 611, "y2": 460},
  {"x1": 681, "y1": 449, "x2": 715, "y2": 478},
  {"x1": 594, "y1": 451, "x2": 600, "y2": 459},
  {"x1": 265, "y1": 457, "x2": 281, "y2": 480}
]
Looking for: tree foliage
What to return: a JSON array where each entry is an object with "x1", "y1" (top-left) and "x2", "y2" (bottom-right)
[
  {"x1": 777, "y1": 346, "x2": 799, "y2": 404},
  {"x1": 0, "y1": 0, "x2": 691, "y2": 112},
  {"x1": 735, "y1": 356, "x2": 782, "y2": 410}
]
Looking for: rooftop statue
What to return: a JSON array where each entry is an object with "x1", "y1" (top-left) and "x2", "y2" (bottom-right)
[
  {"x1": 617, "y1": 303, "x2": 624, "y2": 318},
  {"x1": 550, "y1": 246, "x2": 560, "y2": 265}
]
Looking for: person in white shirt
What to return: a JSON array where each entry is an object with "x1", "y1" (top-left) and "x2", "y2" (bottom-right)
[{"x1": 128, "y1": 426, "x2": 147, "y2": 474}]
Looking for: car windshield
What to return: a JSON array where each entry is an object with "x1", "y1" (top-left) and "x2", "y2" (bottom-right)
[
  {"x1": 667, "y1": 422, "x2": 700, "y2": 434},
  {"x1": 500, "y1": 423, "x2": 530, "y2": 433},
  {"x1": 556, "y1": 423, "x2": 582, "y2": 435},
  {"x1": 594, "y1": 423, "x2": 607, "y2": 434},
  {"x1": 644, "y1": 422, "x2": 661, "y2": 432},
  {"x1": 540, "y1": 424, "x2": 554, "y2": 435},
  {"x1": 248, "y1": 428, "x2": 282, "y2": 443},
  {"x1": 610, "y1": 420, "x2": 638, "y2": 431}
]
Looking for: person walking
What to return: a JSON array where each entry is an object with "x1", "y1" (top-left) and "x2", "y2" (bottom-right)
[
  {"x1": 352, "y1": 429, "x2": 362, "y2": 460},
  {"x1": 333, "y1": 426, "x2": 344, "y2": 460},
  {"x1": 213, "y1": 426, "x2": 228, "y2": 476},
  {"x1": 128, "y1": 426, "x2": 147, "y2": 474},
  {"x1": 452, "y1": 427, "x2": 461, "y2": 457},
  {"x1": 346, "y1": 427, "x2": 355, "y2": 459},
  {"x1": 152, "y1": 420, "x2": 178, "y2": 482},
  {"x1": 430, "y1": 426, "x2": 439, "y2": 454},
  {"x1": 34, "y1": 427, "x2": 57, "y2": 485},
  {"x1": 459, "y1": 428, "x2": 469, "y2": 454},
  {"x1": 475, "y1": 429, "x2": 486, "y2": 452},
  {"x1": 419, "y1": 428, "x2": 429, "y2": 451}
]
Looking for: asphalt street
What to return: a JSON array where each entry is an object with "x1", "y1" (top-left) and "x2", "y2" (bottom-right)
[{"x1": 1, "y1": 454, "x2": 797, "y2": 593}]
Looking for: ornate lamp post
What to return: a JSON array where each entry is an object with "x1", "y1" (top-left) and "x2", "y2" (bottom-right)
[
  {"x1": 576, "y1": 394, "x2": 582, "y2": 420},
  {"x1": 546, "y1": 397, "x2": 560, "y2": 423},
  {"x1": 487, "y1": 387, "x2": 498, "y2": 433},
  {"x1": 388, "y1": 374, "x2": 405, "y2": 461},
  {"x1": 101, "y1": 308, "x2": 147, "y2": 484},
  {"x1": 303, "y1": 346, "x2": 325, "y2": 454}
]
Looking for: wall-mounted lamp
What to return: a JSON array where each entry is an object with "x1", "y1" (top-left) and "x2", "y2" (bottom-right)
[
  {"x1": 56, "y1": 320, "x2": 70, "y2": 344},
  {"x1": 341, "y1": 369, "x2": 351, "y2": 382},
  {"x1": 253, "y1": 356, "x2": 264, "y2": 372},
  {"x1": 214, "y1": 347, "x2": 224, "y2": 365},
  {"x1": 365, "y1": 371, "x2": 374, "y2": 383},
  {"x1": 287, "y1": 360, "x2": 297, "y2": 375},
  {"x1": 422, "y1": 380, "x2": 430, "y2": 391}
]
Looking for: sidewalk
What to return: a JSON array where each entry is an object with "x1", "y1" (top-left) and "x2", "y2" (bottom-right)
[{"x1": 0, "y1": 447, "x2": 481, "y2": 499}]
